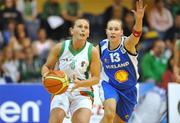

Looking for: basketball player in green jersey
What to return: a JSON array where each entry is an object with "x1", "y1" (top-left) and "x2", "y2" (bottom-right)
[
  {"x1": 174, "y1": 39, "x2": 180, "y2": 83},
  {"x1": 41, "y1": 19, "x2": 100, "y2": 123}
]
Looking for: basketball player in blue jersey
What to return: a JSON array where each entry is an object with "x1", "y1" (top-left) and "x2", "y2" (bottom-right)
[{"x1": 98, "y1": 0, "x2": 146, "y2": 123}]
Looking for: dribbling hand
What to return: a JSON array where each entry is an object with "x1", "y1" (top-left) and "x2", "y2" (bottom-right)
[{"x1": 71, "y1": 75, "x2": 82, "y2": 92}]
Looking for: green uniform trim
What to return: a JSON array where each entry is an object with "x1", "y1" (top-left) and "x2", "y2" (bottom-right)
[
  {"x1": 69, "y1": 40, "x2": 86, "y2": 56},
  {"x1": 80, "y1": 91, "x2": 94, "y2": 98},
  {"x1": 85, "y1": 43, "x2": 93, "y2": 79},
  {"x1": 177, "y1": 39, "x2": 180, "y2": 51},
  {"x1": 88, "y1": 43, "x2": 93, "y2": 64},
  {"x1": 59, "y1": 41, "x2": 65, "y2": 57}
]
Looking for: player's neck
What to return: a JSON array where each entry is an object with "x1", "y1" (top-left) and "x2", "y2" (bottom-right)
[
  {"x1": 72, "y1": 39, "x2": 86, "y2": 50},
  {"x1": 109, "y1": 39, "x2": 121, "y2": 50}
]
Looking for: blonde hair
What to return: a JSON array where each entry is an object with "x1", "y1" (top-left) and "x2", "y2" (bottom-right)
[{"x1": 107, "y1": 19, "x2": 122, "y2": 29}]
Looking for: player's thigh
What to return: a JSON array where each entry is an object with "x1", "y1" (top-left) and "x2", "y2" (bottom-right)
[
  {"x1": 49, "y1": 108, "x2": 66, "y2": 123},
  {"x1": 71, "y1": 108, "x2": 92, "y2": 123},
  {"x1": 50, "y1": 93, "x2": 70, "y2": 117},
  {"x1": 70, "y1": 95, "x2": 93, "y2": 115},
  {"x1": 100, "y1": 81, "x2": 119, "y2": 102},
  {"x1": 70, "y1": 95, "x2": 92, "y2": 123},
  {"x1": 113, "y1": 114, "x2": 126, "y2": 123}
]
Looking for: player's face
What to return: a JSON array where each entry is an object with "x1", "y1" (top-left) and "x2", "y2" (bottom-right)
[
  {"x1": 106, "y1": 20, "x2": 123, "y2": 42},
  {"x1": 71, "y1": 19, "x2": 90, "y2": 41}
]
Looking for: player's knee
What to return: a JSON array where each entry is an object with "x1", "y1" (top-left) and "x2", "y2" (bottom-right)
[
  {"x1": 74, "y1": 117, "x2": 90, "y2": 123},
  {"x1": 49, "y1": 108, "x2": 65, "y2": 123},
  {"x1": 104, "y1": 106, "x2": 116, "y2": 120}
]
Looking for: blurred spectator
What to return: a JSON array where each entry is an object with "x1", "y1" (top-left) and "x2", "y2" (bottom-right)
[
  {"x1": 1, "y1": 46, "x2": 20, "y2": 83},
  {"x1": 41, "y1": 0, "x2": 65, "y2": 40},
  {"x1": 160, "y1": 55, "x2": 175, "y2": 90},
  {"x1": 32, "y1": 28, "x2": 54, "y2": 64},
  {"x1": 0, "y1": 0, "x2": 23, "y2": 30},
  {"x1": 17, "y1": 0, "x2": 37, "y2": 20},
  {"x1": 140, "y1": 39, "x2": 168, "y2": 84},
  {"x1": 0, "y1": 51, "x2": 6, "y2": 84},
  {"x1": 167, "y1": 0, "x2": 180, "y2": 17},
  {"x1": 9, "y1": 23, "x2": 31, "y2": 60},
  {"x1": 164, "y1": 10, "x2": 180, "y2": 42},
  {"x1": 0, "y1": 31, "x2": 3, "y2": 48},
  {"x1": 0, "y1": 0, "x2": 3, "y2": 10},
  {"x1": 9, "y1": 23, "x2": 30, "y2": 50},
  {"x1": 17, "y1": 0, "x2": 40, "y2": 40},
  {"x1": 102, "y1": 0, "x2": 128, "y2": 37},
  {"x1": 164, "y1": 11, "x2": 180, "y2": 61},
  {"x1": 42, "y1": 0, "x2": 61, "y2": 20},
  {"x1": 18, "y1": 46, "x2": 41, "y2": 82},
  {"x1": 148, "y1": 0, "x2": 173, "y2": 39},
  {"x1": 173, "y1": 39, "x2": 180, "y2": 82},
  {"x1": 62, "y1": 0, "x2": 82, "y2": 37},
  {"x1": 2, "y1": 19, "x2": 16, "y2": 45},
  {"x1": 123, "y1": 11, "x2": 134, "y2": 36}
]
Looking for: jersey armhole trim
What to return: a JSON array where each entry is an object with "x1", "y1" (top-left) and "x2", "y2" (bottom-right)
[
  {"x1": 98, "y1": 43, "x2": 101, "y2": 57},
  {"x1": 88, "y1": 43, "x2": 93, "y2": 67},
  {"x1": 123, "y1": 41, "x2": 138, "y2": 56},
  {"x1": 59, "y1": 41, "x2": 65, "y2": 58}
]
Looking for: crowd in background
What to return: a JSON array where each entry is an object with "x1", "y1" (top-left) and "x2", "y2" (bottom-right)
[{"x1": 0, "y1": 0, "x2": 180, "y2": 90}]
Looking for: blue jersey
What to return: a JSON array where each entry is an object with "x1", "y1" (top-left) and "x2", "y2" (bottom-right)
[{"x1": 99, "y1": 36, "x2": 139, "y2": 90}]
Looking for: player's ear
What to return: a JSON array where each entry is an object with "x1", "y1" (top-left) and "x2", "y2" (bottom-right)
[
  {"x1": 105, "y1": 29, "x2": 108, "y2": 35},
  {"x1": 87, "y1": 31, "x2": 90, "y2": 38},
  {"x1": 70, "y1": 27, "x2": 73, "y2": 35},
  {"x1": 121, "y1": 29, "x2": 123, "y2": 36}
]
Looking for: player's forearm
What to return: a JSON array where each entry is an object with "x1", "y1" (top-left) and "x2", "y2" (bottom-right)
[
  {"x1": 134, "y1": 18, "x2": 143, "y2": 32},
  {"x1": 79, "y1": 76, "x2": 100, "y2": 87},
  {"x1": 41, "y1": 65, "x2": 51, "y2": 77}
]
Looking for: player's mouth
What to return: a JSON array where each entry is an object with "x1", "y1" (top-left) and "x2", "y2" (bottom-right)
[
  {"x1": 80, "y1": 33, "x2": 85, "y2": 37},
  {"x1": 110, "y1": 35, "x2": 116, "y2": 38}
]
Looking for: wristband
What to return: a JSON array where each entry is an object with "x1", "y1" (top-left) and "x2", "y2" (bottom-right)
[{"x1": 132, "y1": 29, "x2": 142, "y2": 37}]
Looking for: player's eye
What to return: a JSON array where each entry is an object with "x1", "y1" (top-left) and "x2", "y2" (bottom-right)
[
  {"x1": 115, "y1": 27, "x2": 120, "y2": 31},
  {"x1": 77, "y1": 25, "x2": 82, "y2": 28},
  {"x1": 108, "y1": 27, "x2": 113, "y2": 31},
  {"x1": 84, "y1": 26, "x2": 89, "y2": 29}
]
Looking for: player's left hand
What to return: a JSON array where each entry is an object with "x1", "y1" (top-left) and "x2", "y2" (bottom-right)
[
  {"x1": 131, "y1": 0, "x2": 147, "y2": 20},
  {"x1": 71, "y1": 75, "x2": 82, "y2": 92}
]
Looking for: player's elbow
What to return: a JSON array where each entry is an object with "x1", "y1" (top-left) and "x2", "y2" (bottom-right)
[{"x1": 94, "y1": 76, "x2": 100, "y2": 85}]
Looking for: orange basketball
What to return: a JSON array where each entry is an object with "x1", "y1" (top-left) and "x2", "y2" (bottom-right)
[{"x1": 43, "y1": 70, "x2": 69, "y2": 95}]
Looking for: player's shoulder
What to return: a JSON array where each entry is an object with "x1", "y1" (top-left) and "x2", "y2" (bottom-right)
[
  {"x1": 53, "y1": 40, "x2": 68, "y2": 51},
  {"x1": 121, "y1": 36, "x2": 128, "y2": 44},
  {"x1": 99, "y1": 39, "x2": 108, "y2": 47}
]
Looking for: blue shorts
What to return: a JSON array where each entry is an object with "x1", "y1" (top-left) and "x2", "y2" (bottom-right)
[{"x1": 100, "y1": 81, "x2": 137, "y2": 122}]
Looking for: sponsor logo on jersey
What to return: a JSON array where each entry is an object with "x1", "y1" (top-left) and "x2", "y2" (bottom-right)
[
  {"x1": 115, "y1": 70, "x2": 128, "y2": 82},
  {"x1": 106, "y1": 61, "x2": 129, "y2": 69},
  {"x1": 120, "y1": 47, "x2": 126, "y2": 54},
  {"x1": 104, "y1": 58, "x2": 109, "y2": 63},
  {"x1": 125, "y1": 114, "x2": 129, "y2": 119}
]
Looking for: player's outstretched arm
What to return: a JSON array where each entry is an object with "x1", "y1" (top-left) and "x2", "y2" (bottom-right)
[
  {"x1": 124, "y1": 0, "x2": 147, "y2": 54},
  {"x1": 41, "y1": 43, "x2": 62, "y2": 79}
]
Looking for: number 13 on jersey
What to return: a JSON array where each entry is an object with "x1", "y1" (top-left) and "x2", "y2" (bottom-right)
[{"x1": 109, "y1": 53, "x2": 121, "y2": 63}]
